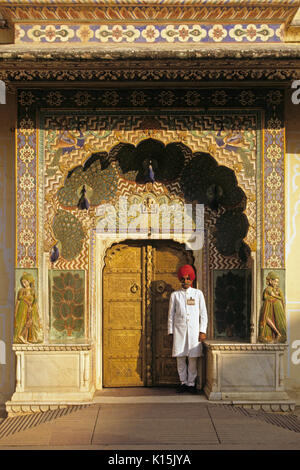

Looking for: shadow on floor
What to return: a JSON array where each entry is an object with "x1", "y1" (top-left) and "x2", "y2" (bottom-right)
[{"x1": 94, "y1": 387, "x2": 180, "y2": 397}]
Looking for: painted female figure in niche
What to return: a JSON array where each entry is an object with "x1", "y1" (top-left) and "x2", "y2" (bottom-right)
[
  {"x1": 14, "y1": 273, "x2": 43, "y2": 343},
  {"x1": 258, "y1": 271, "x2": 286, "y2": 343}
]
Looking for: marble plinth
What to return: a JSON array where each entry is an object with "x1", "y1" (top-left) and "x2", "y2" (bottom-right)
[
  {"x1": 6, "y1": 344, "x2": 95, "y2": 416},
  {"x1": 203, "y1": 341, "x2": 295, "y2": 411}
]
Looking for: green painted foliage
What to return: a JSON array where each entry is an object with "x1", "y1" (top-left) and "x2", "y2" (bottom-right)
[{"x1": 51, "y1": 271, "x2": 85, "y2": 338}]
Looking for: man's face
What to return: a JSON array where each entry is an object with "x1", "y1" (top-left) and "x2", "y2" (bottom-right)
[{"x1": 180, "y1": 275, "x2": 192, "y2": 289}]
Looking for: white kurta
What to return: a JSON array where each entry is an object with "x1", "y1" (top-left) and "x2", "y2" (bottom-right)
[{"x1": 168, "y1": 287, "x2": 208, "y2": 357}]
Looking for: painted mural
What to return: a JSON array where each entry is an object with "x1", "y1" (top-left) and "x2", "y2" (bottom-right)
[
  {"x1": 49, "y1": 270, "x2": 85, "y2": 341},
  {"x1": 213, "y1": 269, "x2": 252, "y2": 341},
  {"x1": 258, "y1": 271, "x2": 287, "y2": 343},
  {"x1": 14, "y1": 86, "x2": 285, "y2": 344},
  {"x1": 14, "y1": 270, "x2": 43, "y2": 344},
  {"x1": 17, "y1": 88, "x2": 284, "y2": 270}
]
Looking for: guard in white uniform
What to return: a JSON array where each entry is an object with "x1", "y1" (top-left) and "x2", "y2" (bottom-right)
[{"x1": 168, "y1": 264, "x2": 208, "y2": 393}]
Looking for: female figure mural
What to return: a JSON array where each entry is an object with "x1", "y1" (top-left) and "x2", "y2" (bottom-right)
[
  {"x1": 258, "y1": 271, "x2": 286, "y2": 343},
  {"x1": 14, "y1": 272, "x2": 42, "y2": 343}
]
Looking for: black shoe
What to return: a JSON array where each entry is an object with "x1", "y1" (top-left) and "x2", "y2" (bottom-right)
[
  {"x1": 187, "y1": 385, "x2": 198, "y2": 394},
  {"x1": 176, "y1": 384, "x2": 188, "y2": 393}
]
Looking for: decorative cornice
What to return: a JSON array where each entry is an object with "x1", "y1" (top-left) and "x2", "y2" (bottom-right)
[
  {"x1": 0, "y1": 5, "x2": 297, "y2": 24},
  {"x1": 204, "y1": 342, "x2": 288, "y2": 351},
  {"x1": 1, "y1": 44, "x2": 300, "y2": 61},
  {"x1": 1, "y1": 57, "x2": 300, "y2": 82},
  {"x1": 0, "y1": 0, "x2": 298, "y2": 5},
  {"x1": 12, "y1": 344, "x2": 92, "y2": 351}
]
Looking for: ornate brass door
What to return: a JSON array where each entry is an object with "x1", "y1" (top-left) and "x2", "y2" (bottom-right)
[{"x1": 103, "y1": 240, "x2": 194, "y2": 387}]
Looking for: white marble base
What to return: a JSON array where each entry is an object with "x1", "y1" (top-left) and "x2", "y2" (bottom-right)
[
  {"x1": 203, "y1": 341, "x2": 295, "y2": 410},
  {"x1": 6, "y1": 344, "x2": 95, "y2": 415}
]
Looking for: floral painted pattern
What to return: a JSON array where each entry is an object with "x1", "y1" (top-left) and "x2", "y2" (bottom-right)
[
  {"x1": 15, "y1": 23, "x2": 283, "y2": 44},
  {"x1": 49, "y1": 270, "x2": 85, "y2": 340}
]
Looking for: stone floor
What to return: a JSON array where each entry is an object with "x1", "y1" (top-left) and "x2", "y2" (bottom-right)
[{"x1": 0, "y1": 391, "x2": 300, "y2": 450}]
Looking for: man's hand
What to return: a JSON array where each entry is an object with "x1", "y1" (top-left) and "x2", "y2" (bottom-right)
[{"x1": 199, "y1": 332, "x2": 206, "y2": 342}]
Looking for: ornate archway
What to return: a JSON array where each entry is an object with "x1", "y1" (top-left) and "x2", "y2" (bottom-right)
[{"x1": 9, "y1": 86, "x2": 291, "y2": 414}]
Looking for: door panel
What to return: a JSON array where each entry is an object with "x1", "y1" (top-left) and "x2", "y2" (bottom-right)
[
  {"x1": 105, "y1": 301, "x2": 142, "y2": 329},
  {"x1": 103, "y1": 243, "x2": 145, "y2": 387},
  {"x1": 104, "y1": 358, "x2": 144, "y2": 387},
  {"x1": 103, "y1": 240, "x2": 194, "y2": 387}
]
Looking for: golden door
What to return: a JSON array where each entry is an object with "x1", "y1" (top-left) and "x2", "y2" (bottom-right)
[{"x1": 103, "y1": 240, "x2": 194, "y2": 387}]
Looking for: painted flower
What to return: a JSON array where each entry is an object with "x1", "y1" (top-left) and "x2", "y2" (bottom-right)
[
  {"x1": 56, "y1": 25, "x2": 75, "y2": 42},
  {"x1": 19, "y1": 91, "x2": 36, "y2": 107},
  {"x1": 20, "y1": 200, "x2": 35, "y2": 218},
  {"x1": 161, "y1": 24, "x2": 206, "y2": 43},
  {"x1": 124, "y1": 25, "x2": 140, "y2": 43},
  {"x1": 267, "y1": 144, "x2": 282, "y2": 164},
  {"x1": 101, "y1": 91, "x2": 120, "y2": 106},
  {"x1": 19, "y1": 118, "x2": 35, "y2": 135},
  {"x1": 73, "y1": 91, "x2": 92, "y2": 107},
  {"x1": 257, "y1": 24, "x2": 274, "y2": 42},
  {"x1": 95, "y1": 25, "x2": 110, "y2": 43},
  {"x1": 20, "y1": 173, "x2": 35, "y2": 192},
  {"x1": 246, "y1": 24, "x2": 258, "y2": 42},
  {"x1": 27, "y1": 25, "x2": 44, "y2": 42},
  {"x1": 111, "y1": 25, "x2": 124, "y2": 43},
  {"x1": 266, "y1": 228, "x2": 282, "y2": 245},
  {"x1": 229, "y1": 24, "x2": 245, "y2": 42},
  {"x1": 189, "y1": 25, "x2": 207, "y2": 42},
  {"x1": 161, "y1": 25, "x2": 177, "y2": 43},
  {"x1": 178, "y1": 26, "x2": 190, "y2": 42},
  {"x1": 19, "y1": 143, "x2": 35, "y2": 164},
  {"x1": 266, "y1": 90, "x2": 282, "y2": 106},
  {"x1": 267, "y1": 117, "x2": 282, "y2": 130},
  {"x1": 77, "y1": 25, "x2": 94, "y2": 43},
  {"x1": 43, "y1": 25, "x2": 58, "y2": 43},
  {"x1": 20, "y1": 256, "x2": 35, "y2": 268},
  {"x1": 266, "y1": 170, "x2": 282, "y2": 190},
  {"x1": 19, "y1": 229, "x2": 35, "y2": 247},
  {"x1": 266, "y1": 199, "x2": 281, "y2": 217},
  {"x1": 142, "y1": 25, "x2": 160, "y2": 43},
  {"x1": 211, "y1": 90, "x2": 228, "y2": 106},
  {"x1": 158, "y1": 91, "x2": 175, "y2": 106},
  {"x1": 266, "y1": 255, "x2": 282, "y2": 269},
  {"x1": 238, "y1": 90, "x2": 256, "y2": 106},
  {"x1": 15, "y1": 25, "x2": 26, "y2": 43},
  {"x1": 130, "y1": 91, "x2": 148, "y2": 106},
  {"x1": 184, "y1": 91, "x2": 201, "y2": 106},
  {"x1": 46, "y1": 91, "x2": 64, "y2": 107},
  {"x1": 208, "y1": 25, "x2": 227, "y2": 42}
]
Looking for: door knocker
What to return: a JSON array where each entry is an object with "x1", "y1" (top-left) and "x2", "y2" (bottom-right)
[
  {"x1": 156, "y1": 281, "x2": 166, "y2": 294},
  {"x1": 130, "y1": 283, "x2": 139, "y2": 293}
]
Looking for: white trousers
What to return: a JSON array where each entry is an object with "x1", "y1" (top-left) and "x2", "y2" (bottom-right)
[{"x1": 176, "y1": 356, "x2": 198, "y2": 387}]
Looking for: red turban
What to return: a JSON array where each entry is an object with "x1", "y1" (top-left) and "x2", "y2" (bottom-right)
[{"x1": 177, "y1": 265, "x2": 196, "y2": 282}]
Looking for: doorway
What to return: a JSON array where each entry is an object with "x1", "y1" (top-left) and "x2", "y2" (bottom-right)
[{"x1": 102, "y1": 240, "x2": 194, "y2": 387}]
